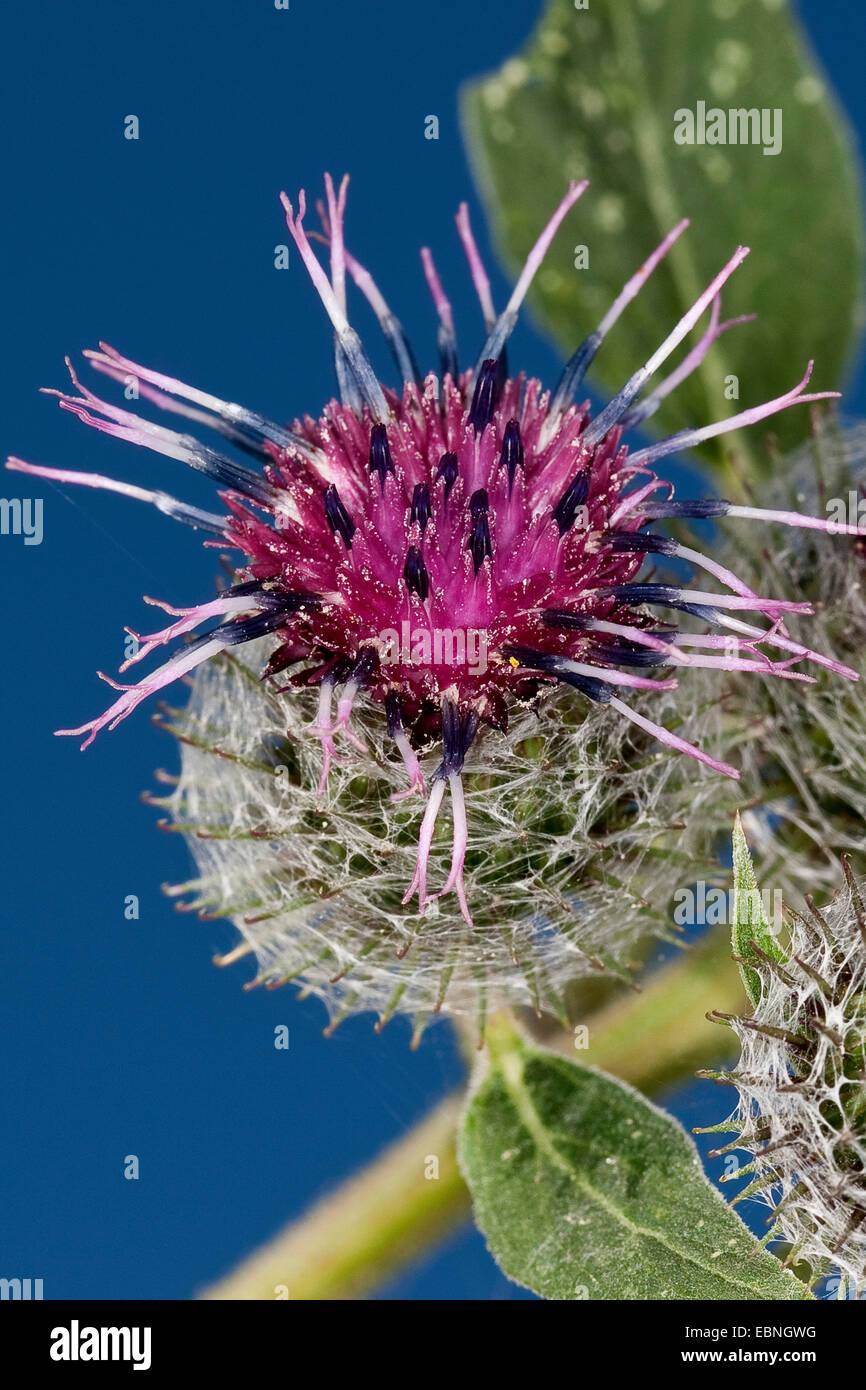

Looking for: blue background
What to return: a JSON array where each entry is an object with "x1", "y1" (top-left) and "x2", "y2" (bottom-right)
[{"x1": 1, "y1": 0, "x2": 864, "y2": 1300}]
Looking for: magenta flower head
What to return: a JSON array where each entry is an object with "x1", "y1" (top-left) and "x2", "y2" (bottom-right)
[{"x1": 9, "y1": 175, "x2": 859, "y2": 1025}]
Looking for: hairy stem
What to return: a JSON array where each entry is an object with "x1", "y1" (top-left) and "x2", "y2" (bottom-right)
[{"x1": 203, "y1": 929, "x2": 741, "y2": 1300}]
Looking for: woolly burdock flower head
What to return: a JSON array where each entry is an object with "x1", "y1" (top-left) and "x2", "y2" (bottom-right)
[
  {"x1": 707, "y1": 859, "x2": 866, "y2": 1290},
  {"x1": 8, "y1": 175, "x2": 859, "y2": 1028}
]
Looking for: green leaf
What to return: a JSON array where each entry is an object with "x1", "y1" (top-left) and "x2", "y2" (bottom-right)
[
  {"x1": 459, "y1": 1020, "x2": 807, "y2": 1299},
  {"x1": 462, "y1": 0, "x2": 863, "y2": 477},
  {"x1": 731, "y1": 810, "x2": 787, "y2": 1007}
]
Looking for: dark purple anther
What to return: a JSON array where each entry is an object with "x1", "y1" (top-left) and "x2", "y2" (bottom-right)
[
  {"x1": 468, "y1": 358, "x2": 499, "y2": 434},
  {"x1": 410, "y1": 482, "x2": 431, "y2": 534},
  {"x1": 503, "y1": 646, "x2": 614, "y2": 704},
  {"x1": 542, "y1": 609, "x2": 593, "y2": 630},
  {"x1": 499, "y1": 418, "x2": 524, "y2": 494},
  {"x1": 468, "y1": 488, "x2": 492, "y2": 574},
  {"x1": 606, "y1": 531, "x2": 679, "y2": 557},
  {"x1": 589, "y1": 643, "x2": 671, "y2": 668},
  {"x1": 368, "y1": 423, "x2": 394, "y2": 491},
  {"x1": 434, "y1": 699, "x2": 480, "y2": 780},
  {"x1": 404, "y1": 544, "x2": 430, "y2": 601},
  {"x1": 384, "y1": 690, "x2": 403, "y2": 738},
  {"x1": 437, "y1": 451, "x2": 459, "y2": 503},
  {"x1": 253, "y1": 583, "x2": 323, "y2": 616},
  {"x1": 638, "y1": 498, "x2": 730, "y2": 521},
  {"x1": 552, "y1": 472, "x2": 589, "y2": 536},
  {"x1": 348, "y1": 645, "x2": 380, "y2": 687},
  {"x1": 603, "y1": 583, "x2": 721, "y2": 624},
  {"x1": 323, "y1": 484, "x2": 355, "y2": 547},
  {"x1": 502, "y1": 644, "x2": 559, "y2": 673}
]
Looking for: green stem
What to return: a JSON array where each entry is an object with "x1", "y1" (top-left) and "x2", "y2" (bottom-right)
[
  {"x1": 574, "y1": 927, "x2": 744, "y2": 1092},
  {"x1": 202, "y1": 929, "x2": 741, "y2": 1300},
  {"x1": 201, "y1": 1094, "x2": 468, "y2": 1301}
]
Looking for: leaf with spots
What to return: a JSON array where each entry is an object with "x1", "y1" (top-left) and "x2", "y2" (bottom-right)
[
  {"x1": 459, "y1": 1019, "x2": 809, "y2": 1299},
  {"x1": 462, "y1": 0, "x2": 863, "y2": 479}
]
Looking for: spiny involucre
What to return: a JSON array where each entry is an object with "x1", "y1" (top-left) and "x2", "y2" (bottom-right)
[
  {"x1": 707, "y1": 857, "x2": 866, "y2": 1292},
  {"x1": 8, "y1": 175, "x2": 861, "y2": 1029}
]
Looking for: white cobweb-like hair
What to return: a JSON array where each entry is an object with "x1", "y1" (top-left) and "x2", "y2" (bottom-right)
[
  {"x1": 152, "y1": 637, "x2": 735, "y2": 1034},
  {"x1": 722, "y1": 419, "x2": 866, "y2": 898},
  {"x1": 719, "y1": 874, "x2": 866, "y2": 1291}
]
